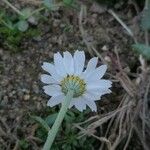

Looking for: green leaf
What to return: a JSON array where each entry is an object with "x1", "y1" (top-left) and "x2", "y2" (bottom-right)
[
  {"x1": 45, "y1": 113, "x2": 58, "y2": 126},
  {"x1": 20, "y1": 8, "x2": 32, "y2": 19},
  {"x1": 17, "y1": 20, "x2": 29, "y2": 32},
  {"x1": 43, "y1": 0, "x2": 58, "y2": 10},
  {"x1": 44, "y1": 0, "x2": 52, "y2": 8},
  {"x1": 132, "y1": 43, "x2": 150, "y2": 60},
  {"x1": 31, "y1": 116, "x2": 50, "y2": 131},
  {"x1": 0, "y1": 11, "x2": 4, "y2": 20},
  {"x1": 64, "y1": 111, "x2": 75, "y2": 123},
  {"x1": 141, "y1": 2, "x2": 150, "y2": 30},
  {"x1": 19, "y1": 139, "x2": 29, "y2": 150},
  {"x1": 5, "y1": 20, "x2": 15, "y2": 30},
  {"x1": 63, "y1": 0, "x2": 74, "y2": 6}
]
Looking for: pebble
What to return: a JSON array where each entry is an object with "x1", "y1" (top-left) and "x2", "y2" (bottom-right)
[
  {"x1": 24, "y1": 94, "x2": 30, "y2": 101},
  {"x1": 104, "y1": 56, "x2": 111, "y2": 63},
  {"x1": 102, "y1": 45, "x2": 109, "y2": 51},
  {"x1": 1, "y1": 96, "x2": 8, "y2": 105},
  {"x1": 28, "y1": 16, "x2": 38, "y2": 25}
]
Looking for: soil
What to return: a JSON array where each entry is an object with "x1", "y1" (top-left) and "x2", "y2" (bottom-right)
[{"x1": 0, "y1": 0, "x2": 146, "y2": 150}]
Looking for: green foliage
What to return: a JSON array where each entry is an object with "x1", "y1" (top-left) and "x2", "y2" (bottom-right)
[
  {"x1": 0, "y1": 26, "x2": 40, "y2": 52},
  {"x1": 45, "y1": 113, "x2": 58, "y2": 126},
  {"x1": 31, "y1": 116, "x2": 50, "y2": 131},
  {"x1": 62, "y1": 0, "x2": 78, "y2": 10},
  {"x1": 20, "y1": 8, "x2": 32, "y2": 20},
  {"x1": 36, "y1": 126, "x2": 48, "y2": 141},
  {"x1": 0, "y1": 9, "x2": 40, "y2": 52},
  {"x1": 132, "y1": 1, "x2": 150, "y2": 60},
  {"x1": 43, "y1": 0, "x2": 61, "y2": 11},
  {"x1": 33, "y1": 109, "x2": 95, "y2": 149},
  {"x1": 63, "y1": 24, "x2": 73, "y2": 32},
  {"x1": 19, "y1": 139, "x2": 30, "y2": 150},
  {"x1": 17, "y1": 20, "x2": 29, "y2": 32},
  {"x1": 43, "y1": 0, "x2": 77, "y2": 10},
  {"x1": 141, "y1": 0, "x2": 150, "y2": 31},
  {"x1": 141, "y1": 1, "x2": 150, "y2": 30},
  {"x1": 63, "y1": 0, "x2": 74, "y2": 6},
  {"x1": 132, "y1": 43, "x2": 150, "y2": 60},
  {"x1": 15, "y1": 8, "x2": 33, "y2": 31}
]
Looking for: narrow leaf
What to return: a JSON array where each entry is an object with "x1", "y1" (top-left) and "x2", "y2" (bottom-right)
[
  {"x1": 31, "y1": 116, "x2": 50, "y2": 131},
  {"x1": 17, "y1": 20, "x2": 29, "y2": 32},
  {"x1": 141, "y1": 2, "x2": 150, "y2": 30},
  {"x1": 20, "y1": 8, "x2": 32, "y2": 19},
  {"x1": 63, "y1": 0, "x2": 74, "y2": 6},
  {"x1": 45, "y1": 113, "x2": 58, "y2": 126},
  {"x1": 132, "y1": 43, "x2": 150, "y2": 60}
]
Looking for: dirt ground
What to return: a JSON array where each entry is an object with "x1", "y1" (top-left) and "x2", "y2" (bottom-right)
[{"x1": 0, "y1": 0, "x2": 149, "y2": 150}]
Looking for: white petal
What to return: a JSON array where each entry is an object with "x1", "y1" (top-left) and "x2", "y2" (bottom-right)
[
  {"x1": 83, "y1": 92, "x2": 100, "y2": 101},
  {"x1": 97, "y1": 65, "x2": 107, "y2": 78},
  {"x1": 47, "y1": 94, "x2": 64, "y2": 107},
  {"x1": 85, "y1": 57, "x2": 98, "y2": 72},
  {"x1": 85, "y1": 99, "x2": 97, "y2": 111},
  {"x1": 74, "y1": 50, "x2": 85, "y2": 75},
  {"x1": 83, "y1": 65, "x2": 107, "y2": 81},
  {"x1": 90, "y1": 89, "x2": 112, "y2": 99},
  {"x1": 63, "y1": 51, "x2": 74, "y2": 75},
  {"x1": 87, "y1": 79, "x2": 112, "y2": 90},
  {"x1": 41, "y1": 74, "x2": 58, "y2": 84},
  {"x1": 41, "y1": 62, "x2": 63, "y2": 82},
  {"x1": 84, "y1": 89, "x2": 111, "y2": 102},
  {"x1": 42, "y1": 62, "x2": 53, "y2": 73},
  {"x1": 54, "y1": 52, "x2": 67, "y2": 77},
  {"x1": 69, "y1": 97, "x2": 86, "y2": 112},
  {"x1": 43, "y1": 85, "x2": 62, "y2": 96}
]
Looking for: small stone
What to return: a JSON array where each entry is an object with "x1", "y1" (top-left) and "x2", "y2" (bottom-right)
[
  {"x1": 53, "y1": 19, "x2": 60, "y2": 27},
  {"x1": 104, "y1": 56, "x2": 111, "y2": 63},
  {"x1": 28, "y1": 16, "x2": 38, "y2": 25},
  {"x1": 24, "y1": 94, "x2": 30, "y2": 101},
  {"x1": 33, "y1": 83, "x2": 39, "y2": 94},
  {"x1": 135, "y1": 77, "x2": 141, "y2": 85},
  {"x1": 102, "y1": 45, "x2": 108, "y2": 51},
  {"x1": 124, "y1": 66, "x2": 130, "y2": 73},
  {"x1": 1, "y1": 96, "x2": 8, "y2": 105}
]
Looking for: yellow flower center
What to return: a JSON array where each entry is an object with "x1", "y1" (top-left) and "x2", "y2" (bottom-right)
[{"x1": 61, "y1": 75, "x2": 86, "y2": 97}]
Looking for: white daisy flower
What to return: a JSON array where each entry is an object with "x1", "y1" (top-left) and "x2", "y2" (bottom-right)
[{"x1": 41, "y1": 50, "x2": 112, "y2": 112}]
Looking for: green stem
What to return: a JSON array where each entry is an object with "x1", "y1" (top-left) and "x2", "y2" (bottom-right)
[
  {"x1": 28, "y1": 7, "x2": 45, "y2": 18},
  {"x1": 2, "y1": 0, "x2": 24, "y2": 16},
  {"x1": 42, "y1": 90, "x2": 74, "y2": 150},
  {"x1": 108, "y1": 9, "x2": 134, "y2": 38}
]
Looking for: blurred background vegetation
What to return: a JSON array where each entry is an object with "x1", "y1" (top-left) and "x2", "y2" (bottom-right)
[{"x1": 1, "y1": 0, "x2": 150, "y2": 150}]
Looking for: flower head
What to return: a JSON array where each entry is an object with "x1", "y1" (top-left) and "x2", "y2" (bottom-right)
[{"x1": 41, "y1": 50, "x2": 112, "y2": 111}]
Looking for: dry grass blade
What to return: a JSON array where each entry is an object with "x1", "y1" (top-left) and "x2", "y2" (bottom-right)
[
  {"x1": 142, "y1": 79, "x2": 150, "y2": 141},
  {"x1": 79, "y1": 5, "x2": 106, "y2": 63},
  {"x1": 76, "y1": 115, "x2": 99, "y2": 126},
  {"x1": 87, "y1": 104, "x2": 131, "y2": 130},
  {"x1": 133, "y1": 125, "x2": 149, "y2": 150},
  {"x1": 74, "y1": 124, "x2": 111, "y2": 150},
  {"x1": 115, "y1": 48, "x2": 136, "y2": 97},
  {"x1": 123, "y1": 127, "x2": 133, "y2": 150}
]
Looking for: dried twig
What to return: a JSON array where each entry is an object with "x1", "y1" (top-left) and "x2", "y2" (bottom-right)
[
  {"x1": 79, "y1": 5, "x2": 106, "y2": 63},
  {"x1": 108, "y1": 9, "x2": 135, "y2": 42},
  {"x1": 142, "y1": 78, "x2": 150, "y2": 142},
  {"x1": 75, "y1": 124, "x2": 111, "y2": 150}
]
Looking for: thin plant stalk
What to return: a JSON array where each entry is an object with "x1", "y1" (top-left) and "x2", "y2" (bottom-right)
[
  {"x1": 108, "y1": 9, "x2": 136, "y2": 43},
  {"x1": 28, "y1": 7, "x2": 45, "y2": 18},
  {"x1": 2, "y1": 0, "x2": 24, "y2": 16},
  {"x1": 42, "y1": 90, "x2": 74, "y2": 150}
]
